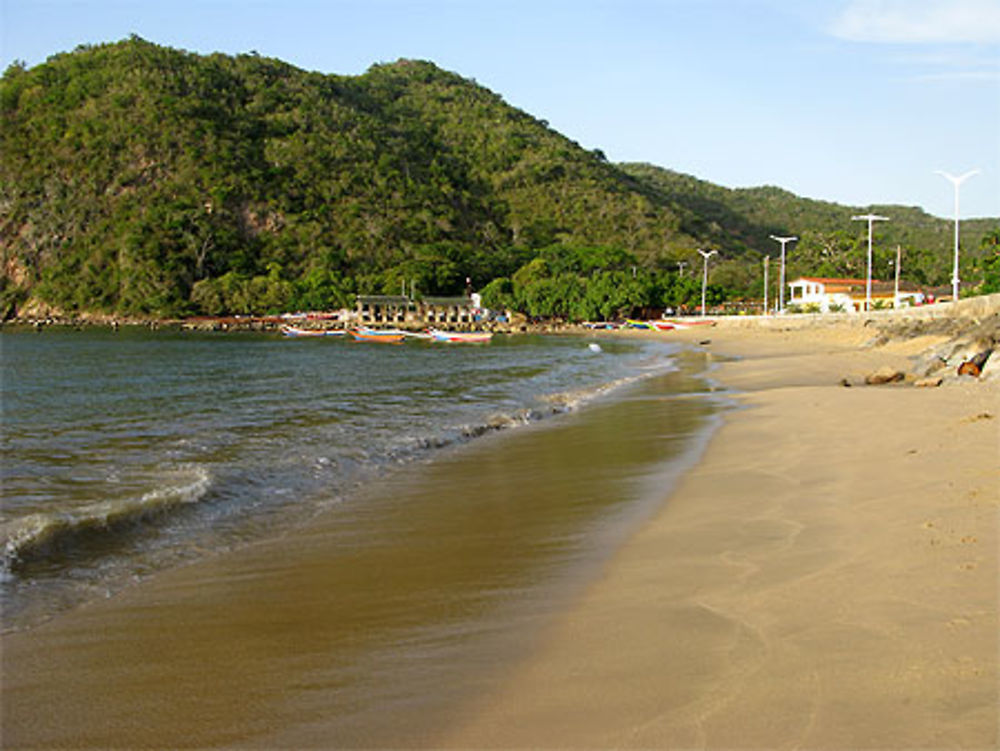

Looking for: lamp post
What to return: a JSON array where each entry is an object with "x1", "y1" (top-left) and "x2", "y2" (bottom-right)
[
  {"x1": 763, "y1": 255, "x2": 770, "y2": 316},
  {"x1": 851, "y1": 213, "x2": 889, "y2": 311},
  {"x1": 936, "y1": 169, "x2": 980, "y2": 302},
  {"x1": 894, "y1": 244, "x2": 901, "y2": 307},
  {"x1": 769, "y1": 235, "x2": 796, "y2": 313},
  {"x1": 697, "y1": 249, "x2": 717, "y2": 317}
]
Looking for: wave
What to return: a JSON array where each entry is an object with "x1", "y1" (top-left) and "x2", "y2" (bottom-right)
[
  {"x1": 2, "y1": 465, "x2": 211, "y2": 577},
  {"x1": 460, "y1": 362, "x2": 676, "y2": 440}
]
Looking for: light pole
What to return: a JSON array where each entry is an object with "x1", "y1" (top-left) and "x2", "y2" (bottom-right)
[
  {"x1": 893, "y1": 244, "x2": 901, "y2": 306},
  {"x1": 698, "y1": 249, "x2": 717, "y2": 317},
  {"x1": 769, "y1": 235, "x2": 796, "y2": 313},
  {"x1": 936, "y1": 169, "x2": 980, "y2": 302},
  {"x1": 851, "y1": 213, "x2": 889, "y2": 311},
  {"x1": 763, "y1": 255, "x2": 770, "y2": 316}
]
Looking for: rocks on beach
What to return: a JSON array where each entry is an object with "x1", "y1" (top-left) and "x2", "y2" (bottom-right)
[{"x1": 865, "y1": 366, "x2": 906, "y2": 385}]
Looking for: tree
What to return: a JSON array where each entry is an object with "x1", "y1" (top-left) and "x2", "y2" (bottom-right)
[{"x1": 977, "y1": 229, "x2": 1000, "y2": 294}]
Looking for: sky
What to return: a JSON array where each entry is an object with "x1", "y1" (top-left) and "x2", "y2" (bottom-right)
[{"x1": 2, "y1": 0, "x2": 999, "y2": 219}]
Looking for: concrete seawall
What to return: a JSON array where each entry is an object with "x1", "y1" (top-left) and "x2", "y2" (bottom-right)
[{"x1": 710, "y1": 293, "x2": 1000, "y2": 330}]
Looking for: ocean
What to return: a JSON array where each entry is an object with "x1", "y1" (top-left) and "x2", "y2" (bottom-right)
[{"x1": 1, "y1": 325, "x2": 727, "y2": 745}]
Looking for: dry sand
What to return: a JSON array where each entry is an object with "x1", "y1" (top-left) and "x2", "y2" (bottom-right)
[{"x1": 441, "y1": 321, "x2": 998, "y2": 748}]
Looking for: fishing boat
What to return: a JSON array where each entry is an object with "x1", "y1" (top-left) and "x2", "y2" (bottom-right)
[
  {"x1": 624, "y1": 319, "x2": 654, "y2": 330},
  {"x1": 281, "y1": 325, "x2": 346, "y2": 337},
  {"x1": 661, "y1": 318, "x2": 717, "y2": 329},
  {"x1": 428, "y1": 329, "x2": 493, "y2": 344},
  {"x1": 650, "y1": 320, "x2": 677, "y2": 331},
  {"x1": 350, "y1": 327, "x2": 406, "y2": 344}
]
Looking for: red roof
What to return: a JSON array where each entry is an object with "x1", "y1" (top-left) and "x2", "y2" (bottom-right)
[{"x1": 792, "y1": 276, "x2": 878, "y2": 285}]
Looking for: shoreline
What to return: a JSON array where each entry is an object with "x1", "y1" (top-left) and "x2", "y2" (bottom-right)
[
  {"x1": 2, "y1": 303, "x2": 997, "y2": 748},
  {"x1": 440, "y1": 317, "x2": 999, "y2": 748},
  {"x1": 0, "y1": 342, "x2": 721, "y2": 748}
]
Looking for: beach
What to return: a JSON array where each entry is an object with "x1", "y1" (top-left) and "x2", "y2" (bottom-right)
[
  {"x1": 443, "y1": 312, "x2": 999, "y2": 748},
  {"x1": 2, "y1": 304, "x2": 998, "y2": 749}
]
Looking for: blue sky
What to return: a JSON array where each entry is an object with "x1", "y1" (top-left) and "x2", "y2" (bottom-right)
[{"x1": 2, "y1": 0, "x2": 998, "y2": 218}]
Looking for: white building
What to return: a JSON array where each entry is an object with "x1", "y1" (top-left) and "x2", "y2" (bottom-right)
[{"x1": 786, "y1": 277, "x2": 924, "y2": 313}]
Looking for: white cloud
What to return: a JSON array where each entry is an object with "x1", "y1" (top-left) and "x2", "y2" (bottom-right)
[{"x1": 831, "y1": 0, "x2": 1000, "y2": 43}]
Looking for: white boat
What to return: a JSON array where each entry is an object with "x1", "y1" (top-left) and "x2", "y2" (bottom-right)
[
  {"x1": 281, "y1": 325, "x2": 345, "y2": 337},
  {"x1": 428, "y1": 329, "x2": 493, "y2": 344}
]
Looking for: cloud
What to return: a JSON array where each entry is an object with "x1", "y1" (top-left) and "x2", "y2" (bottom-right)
[{"x1": 830, "y1": 0, "x2": 1000, "y2": 43}]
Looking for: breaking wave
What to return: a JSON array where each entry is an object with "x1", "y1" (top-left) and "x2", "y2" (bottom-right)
[{"x1": 2, "y1": 465, "x2": 211, "y2": 577}]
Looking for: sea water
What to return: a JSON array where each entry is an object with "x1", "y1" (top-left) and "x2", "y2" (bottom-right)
[{"x1": 0, "y1": 327, "x2": 717, "y2": 635}]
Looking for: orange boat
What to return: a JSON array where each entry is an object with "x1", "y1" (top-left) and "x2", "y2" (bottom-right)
[{"x1": 350, "y1": 327, "x2": 406, "y2": 344}]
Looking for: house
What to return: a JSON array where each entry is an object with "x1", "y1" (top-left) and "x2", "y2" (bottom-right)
[{"x1": 786, "y1": 277, "x2": 925, "y2": 313}]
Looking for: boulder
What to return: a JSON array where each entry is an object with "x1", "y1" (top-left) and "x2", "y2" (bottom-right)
[{"x1": 865, "y1": 366, "x2": 906, "y2": 385}]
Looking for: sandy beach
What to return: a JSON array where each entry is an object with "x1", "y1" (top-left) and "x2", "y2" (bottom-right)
[
  {"x1": 443, "y1": 311, "x2": 999, "y2": 748},
  {"x1": 2, "y1": 302, "x2": 998, "y2": 749}
]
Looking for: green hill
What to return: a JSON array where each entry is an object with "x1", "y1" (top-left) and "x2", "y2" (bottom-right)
[
  {"x1": 2, "y1": 38, "x2": 997, "y2": 319},
  {"x1": 621, "y1": 163, "x2": 998, "y2": 291}
]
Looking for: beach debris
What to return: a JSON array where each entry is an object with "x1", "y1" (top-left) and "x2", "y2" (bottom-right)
[
  {"x1": 588, "y1": 342, "x2": 602, "y2": 353},
  {"x1": 698, "y1": 339, "x2": 711, "y2": 346},
  {"x1": 961, "y1": 412, "x2": 994, "y2": 423},
  {"x1": 913, "y1": 376, "x2": 943, "y2": 388},
  {"x1": 865, "y1": 366, "x2": 905, "y2": 385},
  {"x1": 957, "y1": 348, "x2": 993, "y2": 378},
  {"x1": 839, "y1": 378, "x2": 852, "y2": 388}
]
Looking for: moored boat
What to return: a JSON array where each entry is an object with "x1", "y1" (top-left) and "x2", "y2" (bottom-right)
[
  {"x1": 624, "y1": 319, "x2": 654, "y2": 330},
  {"x1": 660, "y1": 318, "x2": 717, "y2": 329},
  {"x1": 428, "y1": 329, "x2": 493, "y2": 344},
  {"x1": 650, "y1": 320, "x2": 677, "y2": 331},
  {"x1": 351, "y1": 327, "x2": 406, "y2": 344},
  {"x1": 281, "y1": 325, "x2": 346, "y2": 337}
]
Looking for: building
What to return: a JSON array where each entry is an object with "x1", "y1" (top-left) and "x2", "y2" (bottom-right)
[
  {"x1": 355, "y1": 295, "x2": 478, "y2": 326},
  {"x1": 786, "y1": 277, "x2": 925, "y2": 313}
]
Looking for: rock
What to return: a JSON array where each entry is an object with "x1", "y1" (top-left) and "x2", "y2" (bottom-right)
[
  {"x1": 957, "y1": 348, "x2": 993, "y2": 378},
  {"x1": 913, "y1": 376, "x2": 943, "y2": 388},
  {"x1": 865, "y1": 366, "x2": 906, "y2": 385}
]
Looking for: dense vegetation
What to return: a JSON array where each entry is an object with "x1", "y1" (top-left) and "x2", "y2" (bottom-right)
[{"x1": 2, "y1": 38, "x2": 997, "y2": 320}]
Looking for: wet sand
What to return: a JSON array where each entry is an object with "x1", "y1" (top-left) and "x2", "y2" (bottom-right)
[
  {"x1": 3, "y1": 317, "x2": 997, "y2": 749},
  {"x1": 1, "y1": 356, "x2": 719, "y2": 749},
  {"x1": 443, "y1": 321, "x2": 999, "y2": 748}
]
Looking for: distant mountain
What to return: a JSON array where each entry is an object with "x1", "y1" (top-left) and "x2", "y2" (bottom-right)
[{"x1": 1, "y1": 38, "x2": 996, "y2": 318}]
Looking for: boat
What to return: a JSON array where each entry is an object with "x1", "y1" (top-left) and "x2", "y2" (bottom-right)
[
  {"x1": 350, "y1": 327, "x2": 406, "y2": 344},
  {"x1": 624, "y1": 319, "x2": 653, "y2": 330},
  {"x1": 650, "y1": 320, "x2": 677, "y2": 331},
  {"x1": 428, "y1": 329, "x2": 493, "y2": 344},
  {"x1": 281, "y1": 325, "x2": 346, "y2": 337},
  {"x1": 660, "y1": 318, "x2": 717, "y2": 329}
]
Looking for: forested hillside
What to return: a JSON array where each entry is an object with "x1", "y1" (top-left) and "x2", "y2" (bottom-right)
[{"x1": 2, "y1": 38, "x2": 997, "y2": 319}]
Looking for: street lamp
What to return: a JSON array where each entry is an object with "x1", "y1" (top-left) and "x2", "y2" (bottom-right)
[
  {"x1": 697, "y1": 249, "x2": 718, "y2": 317},
  {"x1": 769, "y1": 235, "x2": 796, "y2": 312},
  {"x1": 763, "y1": 255, "x2": 770, "y2": 316},
  {"x1": 851, "y1": 213, "x2": 889, "y2": 311},
  {"x1": 936, "y1": 169, "x2": 980, "y2": 301}
]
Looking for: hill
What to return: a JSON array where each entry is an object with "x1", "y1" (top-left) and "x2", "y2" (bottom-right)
[
  {"x1": 621, "y1": 163, "x2": 998, "y2": 291},
  {"x1": 1, "y1": 38, "x2": 997, "y2": 319}
]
